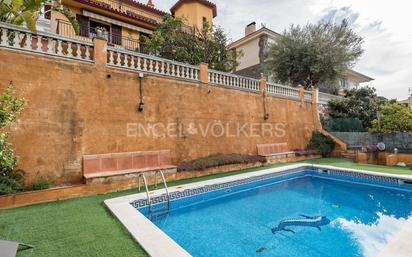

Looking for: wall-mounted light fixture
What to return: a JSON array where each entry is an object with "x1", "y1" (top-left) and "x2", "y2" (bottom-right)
[{"x1": 138, "y1": 72, "x2": 145, "y2": 112}]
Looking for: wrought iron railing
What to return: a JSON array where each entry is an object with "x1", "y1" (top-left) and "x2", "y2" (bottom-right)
[{"x1": 55, "y1": 19, "x2": 143, "y2": 52}]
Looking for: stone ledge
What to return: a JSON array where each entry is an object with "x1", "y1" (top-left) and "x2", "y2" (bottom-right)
[{"x1": 85, "y1": 166, "x2": 177, "y2": 185}]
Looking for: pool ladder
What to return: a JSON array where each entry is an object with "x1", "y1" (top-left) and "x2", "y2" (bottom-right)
[{"x1": 137, "y1": 170, "x2": 171, "y2": 217}]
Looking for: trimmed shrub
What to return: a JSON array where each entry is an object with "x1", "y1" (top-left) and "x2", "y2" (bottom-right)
[
  {"x1": 177, "y1": 154, "x2": 266, "y2": 172},
  {"x1": 31, "y1": 176, "x2": 53, "y2": 191},
  {"x1": 306, "y1": 131, "x2": 336, "y2": 157}
]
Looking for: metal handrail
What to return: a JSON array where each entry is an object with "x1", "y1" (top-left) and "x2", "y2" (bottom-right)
[
  {"x1": 154, "y1": 170, "x2": 171, "y2": 211},
  {"x1": 137, "y1": 173, "x2": 152, "y2": 212}
]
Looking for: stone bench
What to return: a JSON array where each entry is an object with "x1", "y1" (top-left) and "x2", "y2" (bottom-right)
[
  {"x1": 83, "y1": 150, "x2": 177, "y2": 184},
  {"x1": 257, "y1": 143, "x2": 295, "y2": 163}
]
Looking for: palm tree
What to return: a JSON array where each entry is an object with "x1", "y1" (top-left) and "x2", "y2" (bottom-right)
[{"x1": 0, "y1": 0, "x2": 78, "y2": 33}]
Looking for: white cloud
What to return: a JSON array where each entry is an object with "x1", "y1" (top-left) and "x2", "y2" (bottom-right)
[
  {"x1": 336, "y1": 213, "x2": 410, "y2": 257},
  {"x1": 152, "y1": 0, "x2": 412, "y2": 99}
]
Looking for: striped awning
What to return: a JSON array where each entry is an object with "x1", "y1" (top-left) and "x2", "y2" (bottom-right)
[{"x1": 82, "y1": 10, "x2": 153, "y2": 34}]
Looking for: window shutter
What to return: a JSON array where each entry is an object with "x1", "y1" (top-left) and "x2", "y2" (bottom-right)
[
  {"x1": 111, "y1": 24, "x2": 122, "y2": 45},
  {"x1": 76, "y1": 14, "x2": 89, "y2": 37}
]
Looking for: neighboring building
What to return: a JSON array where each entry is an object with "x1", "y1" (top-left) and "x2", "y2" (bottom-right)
[
  {"x1": 170, "y1": 0, "x2": 216, "y2": 31},
  {"x1": 229, "y1": 22, "x2": 374, "y2": 92},
  {"x1": 37, "y1": 0, "x2": 217, "y2": 52},
  {"x1": 398, "y1": 97, "x2": 412, "y2": 111}
]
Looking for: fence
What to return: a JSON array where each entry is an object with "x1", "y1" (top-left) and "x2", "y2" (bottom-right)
[
  {"x1": 208, "y1": 69, "x2": 260, "y2": 92},
  {"x1": 266, "y1": 82, "x2": 300, "y2": 100},
  {"x1": 318, "y1": 92, "x2": 342, "y2": 105},
  {"x1": 331, "y1": 132, "x2": 412, "y2": 151},
  {"x1": 107, "y1": 46, "x2": 200, "y2": 81},
  {"x1": 0, "y1": 22, "x2": 93, "y2": 62}
]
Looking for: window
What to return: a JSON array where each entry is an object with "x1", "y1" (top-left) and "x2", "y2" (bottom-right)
[{"x1": 202, "y1": 17, "x2": 207, "y2": 29}]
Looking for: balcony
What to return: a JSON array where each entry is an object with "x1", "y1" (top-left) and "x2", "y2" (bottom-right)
[
  {"x1": 55, "y1": 19, "x2": 146, "y2": 53},
  {"x1": 64, "y1": 0, "x2": 164, "y2": 28}
]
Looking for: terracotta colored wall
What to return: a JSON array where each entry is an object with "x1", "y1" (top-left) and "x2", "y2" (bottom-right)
[
  {"x1": 174, "y1": 2, "x2": 214, "y2": 30},
  {"x1": 0, "y1": 48, "x2": 320, "y2": 186}
]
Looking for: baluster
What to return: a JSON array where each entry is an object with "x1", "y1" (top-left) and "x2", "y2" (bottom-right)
[
  {"x1": 0, "y1": 28, "x2": 7, "y2": 46},
  {"x1": 146, "y1": 59, "x2": 151, "y2": 71},
  {"x1": 189, "y1": 68, "x2": 194, "y2": 79},
  {"x1": 24, "y1": 33, "x2": 32, "y2": 50},
  {"x1": 116, "y1": 52, "x2": 121, "y2": 66},
  {"x1": 109, "y1": 50, "x2": 114, "y2": 65},
  {"x1": 122, "y1": 54, "x2": 128, "y2": 68},
  {"x1": 76, "y1": 43, "x2": 81, "y2": 59},
  {"x1": 171, "y1": 63, "x2": 175, "y2": 76},
  {"x1": 176, "y1": 65, "x2": 180, "y2": 77},
  {"x1": 57, "y1": 40, "x2": 63, "y2": 56},
  {"x1": 142, "y1": 58, "x2": 147, "y2": 71},
  {"x1": 136, "y1": 56, "x2": 141, "y2": 70},
  {"x1": 12, "y1": 31, "x2": 20, "y2": 48},
  {"x1": 36, "y1": 35, "x2": 42, "y2": 52},
  {"x1": 154, "y1": 60, "x2": 159, "y2": 73},
  {"x1": 85, "y1": 46, "x2": 91, "y2": 60},
  {"x1": 47, "y1": 38, "x2": 53, "y2": 54},
  {"x1": 130, "y1": 55, "x2": 135, "y2": 69},
  {"x1": 67, "y1": 42, "x2": 73, "y2": 57},
  {"x1": 165, "y1": 62, "x2": 170, "y2": 75}
]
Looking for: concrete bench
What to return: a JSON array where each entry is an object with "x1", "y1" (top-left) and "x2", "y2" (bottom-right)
[
  {"x1": 257, "y1": 143, "x2": 295, "y2": 163},
  {"x1": 83, "y1": 150, "x2": 177, "y2": 184}
]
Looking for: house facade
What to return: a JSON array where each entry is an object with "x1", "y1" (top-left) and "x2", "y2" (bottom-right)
[
  {"x1": 37, "y1": 0, "x2": 216, "y2": 52},
  {"x1": 229, "y1": 22, "x2": 374, "y2": 93}
]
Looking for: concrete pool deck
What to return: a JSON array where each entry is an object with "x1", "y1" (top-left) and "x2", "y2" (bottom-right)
[{"x1": 105, "y1": 163, "x2": 412, "y2": 257}]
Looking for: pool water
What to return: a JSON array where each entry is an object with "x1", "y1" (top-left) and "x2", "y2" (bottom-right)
[{"x1": 146, "y1": 173, "x2": 412, "y2": 257}]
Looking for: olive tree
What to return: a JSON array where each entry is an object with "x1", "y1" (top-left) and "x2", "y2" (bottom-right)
[{"x1": 265, "y1": 20, "x2": 364, "y2": 88}]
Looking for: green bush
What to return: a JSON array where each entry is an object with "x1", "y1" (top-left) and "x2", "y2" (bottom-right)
[
  {"x1": 31, "y1": 176, "x2": 52, "y2": 191},
  {"x1": 0, "y1": 86, "x2": 27, "y2": 195},
  {"x1": 306, "y1": 131, "x2": 336, "y2": 157},
  {"x1": 327, "y1": 117, "x2": 365, "y2": 132}
]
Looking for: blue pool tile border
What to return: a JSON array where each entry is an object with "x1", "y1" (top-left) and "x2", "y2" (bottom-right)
[
  {"x1": 130, "y1": 167, "x2": 304, "y2": 209},
  {"x1": 130, "y1": 165, "x2": 408, "y2": 209}
]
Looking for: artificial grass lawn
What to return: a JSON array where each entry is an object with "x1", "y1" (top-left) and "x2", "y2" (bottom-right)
[
  {"x1": 300, "y1": 157, "x2": 412, "y2": 175},
  {"x1": 0, "y1": 158, "x2": 410, "y2": 257}
]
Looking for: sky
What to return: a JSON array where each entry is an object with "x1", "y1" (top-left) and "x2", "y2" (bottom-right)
[{"x1": 153, "y1": 0, "x2": 412, "y2": 100}]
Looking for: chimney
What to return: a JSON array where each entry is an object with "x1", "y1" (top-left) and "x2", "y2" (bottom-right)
[
  {"x1": 147, "y1": 0, "x2": 154, "y2": 8},
  {"x1": 245, "y1": 22, "x2": 256, "y2": 36}
]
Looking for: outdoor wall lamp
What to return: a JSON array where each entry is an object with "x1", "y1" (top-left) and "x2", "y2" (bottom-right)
[{"x1": 138, "y1": 73, "x2": 145, "y2": 112}]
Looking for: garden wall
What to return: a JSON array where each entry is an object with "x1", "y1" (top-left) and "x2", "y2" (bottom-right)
[
  {"x1": 331, "y1": 132, "x2": 412, "y2": 151},
  {"x1": 0, "y1": 44, "x2": 321, "y2": 186}
]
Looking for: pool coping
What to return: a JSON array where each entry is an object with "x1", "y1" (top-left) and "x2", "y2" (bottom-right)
[{"x1": 104, "y1": 163, "x2": 412, "y2": 257}]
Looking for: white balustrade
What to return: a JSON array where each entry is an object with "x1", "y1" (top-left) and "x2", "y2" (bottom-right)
[
  {"x1": 0, "y1": 22, "x2": 93, "y2": 62},
  {"x1": 208, "y1": 70, "x2": 260, "y2": 92},
  {"x1": 107, "y1": 46, "x2": 200, "y2": 81},
  {"x1": 318, "y1": 92, "x2": 342, "y2": 105},
  {"x1": 304, "y1": 90, "x2": 312, "y2": 102},
  {"x1": 266, "y1": 82, "x2": 300, "y2": 100}
]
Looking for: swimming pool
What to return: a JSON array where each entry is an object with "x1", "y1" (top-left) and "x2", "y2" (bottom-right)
[{"x1": 105, "y1": 164, "x2": 412, "y2": 257}]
